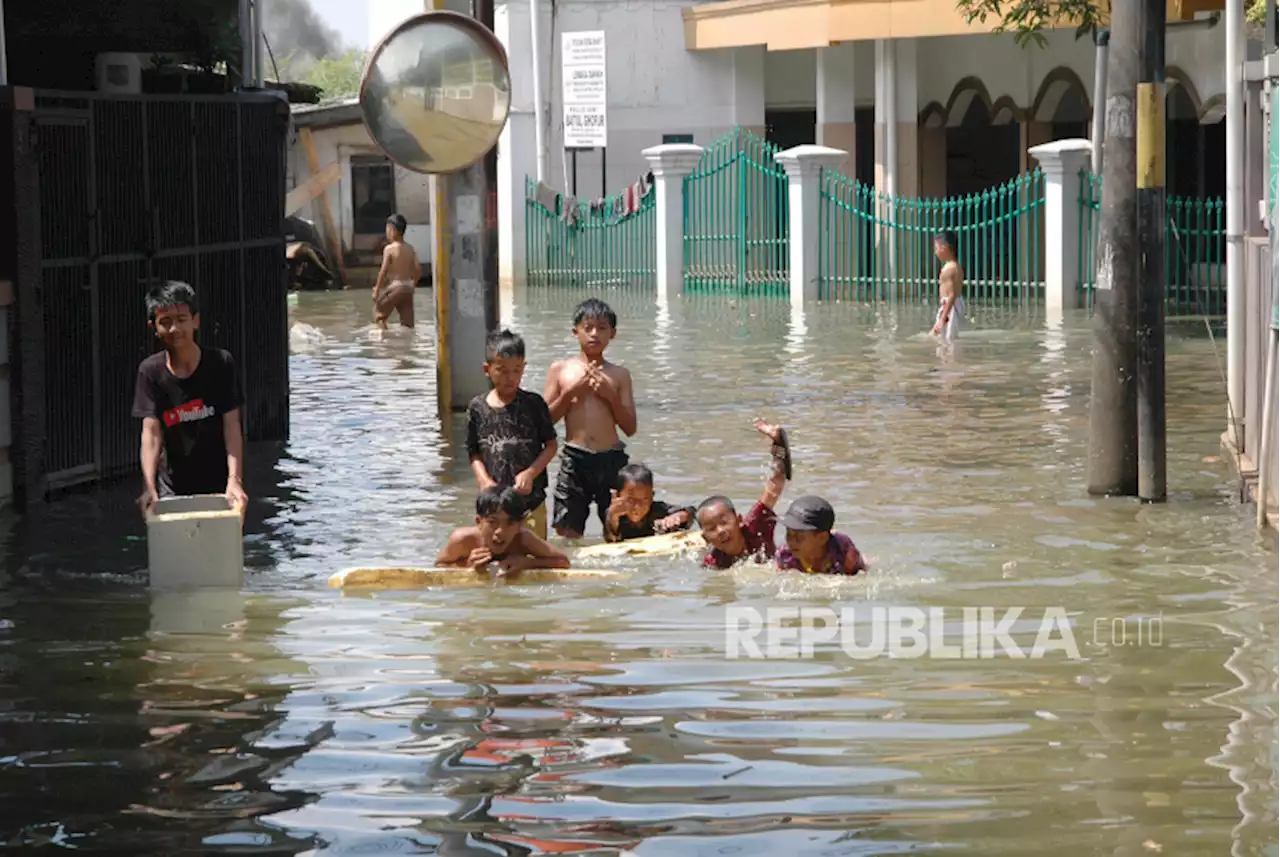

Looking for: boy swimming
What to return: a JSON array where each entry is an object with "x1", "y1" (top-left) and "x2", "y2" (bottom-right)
[
  {"x1": 697, "y1": 419, "x2": 790, "y2": 569},
  {"x1": 466, "y1": 330, "x2": 558, "y2": 538},
  {"x1": 604, "y1": 463, "x2": 696, "y2": 543},
  {"x1": 543, "y1": 298, "x2": 638, "y2": 538},
  {"x1": 930, "y1": 230, "x2": 965, "y2": 343},
  {"x1": 436, "y1": 486, "x2": 570, "y2": 575},
  {"x1": 774, "y1": 495, "x2": 867, "y2": 575},
  {"x1": 372, "y1": 213, "x2": 421, "y2": 329}
]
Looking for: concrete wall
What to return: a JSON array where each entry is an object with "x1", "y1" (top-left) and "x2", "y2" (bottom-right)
[
  {"x1": 496, "y1": 0, "x2": 766, "y2": 283},
  {"x1": 287, "y1": 122, "x2": 435, "y2": 270},
  {"x1": 915, "y1": 26, "x2": 1228, "y2": 122},
  {"x1": 487, "y1": 0, "x2": 1228, "y2": 283}
]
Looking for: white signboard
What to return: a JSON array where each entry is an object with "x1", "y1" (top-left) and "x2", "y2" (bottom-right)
[{"x1": 561, "y1": 30, "x2": 607, "y2": 149}]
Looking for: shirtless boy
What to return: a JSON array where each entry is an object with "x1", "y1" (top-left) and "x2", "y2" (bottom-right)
[
  {"x1": 543, "y1": 298, "x2": 638, "y2": 539},
  {"x1": 436, "y1": 486, "x2": 570, "y2": 575},
  {"x1": 372, "y1": 213, "x2": 421, "y2": 329},
  {"x1": 930, "y1": 231, "x2": 965, "y2": 343}
]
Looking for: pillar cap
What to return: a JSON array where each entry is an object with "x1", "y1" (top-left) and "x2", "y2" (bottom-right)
[
  {"x1": 642, "y1": 143, "x2": 704, "y2": 177},
  {"x1": 774, "y1": 144, "x2": 848, "y2": 177},
  {"x1": 1028, "y1": 138, "x2": 1093, "y2": 175}
]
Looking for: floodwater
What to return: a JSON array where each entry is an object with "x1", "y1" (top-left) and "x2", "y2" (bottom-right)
[{"x1": 0, "y1": 288, "x2": 1276, "y2": 855}]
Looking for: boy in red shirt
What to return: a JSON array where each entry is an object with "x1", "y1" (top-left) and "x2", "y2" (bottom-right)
[{"x1": 697, "y1": 419, "x2": 790, "y2": 569}]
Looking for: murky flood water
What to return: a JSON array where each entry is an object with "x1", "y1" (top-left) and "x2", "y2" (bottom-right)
[{"x1": 1, "y1": 288, "x2": 1276, "y2": 855}]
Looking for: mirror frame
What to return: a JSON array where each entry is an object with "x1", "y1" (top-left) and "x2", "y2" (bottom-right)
[{"x1": 359, "y1": 10, "x2": 513, "y2": 175}]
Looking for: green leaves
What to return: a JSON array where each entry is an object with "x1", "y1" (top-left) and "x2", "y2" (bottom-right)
[
  {"x1": 955, "y1": 0, "x2": 1109, "y2": 48},
  {"x1": 302, "y1": 49, "x2": 368, "y2": 99}
]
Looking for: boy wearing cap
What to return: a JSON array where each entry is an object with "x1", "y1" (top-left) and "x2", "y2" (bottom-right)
[
  {"x1": 373, "y1": 213, "x2": 421, "y2": 329},
  {"x1": 775, "y1": 496, "x2": 867, "y2": 575}
]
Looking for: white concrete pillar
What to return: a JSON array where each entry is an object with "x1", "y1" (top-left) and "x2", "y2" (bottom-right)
[
  {"x1": 776, "y1": 145, "x2": 849, "y2": 309},
  {"x1": 816, "y1": 44, "x2": 858, "y2": 173},
  {"x1": 642, "y1": 144, "x2": 704, "y2": 304},
  {"x1": 1028, "y1": 138, "x2": 1094, "y2": 316},
  {"x1": 873, "y1": 38, "x2": 919, "y2": 199}
]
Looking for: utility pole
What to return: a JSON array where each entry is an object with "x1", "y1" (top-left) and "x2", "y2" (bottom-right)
[
  {"x1": 430, "y1": 0, "x2": 502, "y2": 417},
  {"x1": 1136, "y1": 0, "x2": 1167, "y2": 501},
  {"x1": 1087, "y1": 0, "x2": 1140, "y2": 496}
]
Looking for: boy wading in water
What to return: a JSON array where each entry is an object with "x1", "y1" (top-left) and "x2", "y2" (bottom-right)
[
  {"x1": 372, "y1": 213, "x2": 421, "y2": 329},
  {"x1": 543, "y1": 298, "x2": 637, "y2": 539},
  {"x1": 466, "y1": 330, "x2": 558, "y2": 538},
  {"x1": 930, "y1": 231, "x2": 965, "y2": 343},
  {"x1": 132, "y1": 281, "x2": 247, "y2": 520}
]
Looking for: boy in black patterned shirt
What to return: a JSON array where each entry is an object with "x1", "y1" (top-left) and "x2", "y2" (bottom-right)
[{"x1": 466, "y1": 330, "x2": 558, "y2": 538}]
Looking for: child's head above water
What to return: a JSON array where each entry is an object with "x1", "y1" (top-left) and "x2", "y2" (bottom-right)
[
  {"x1": 474, "y1": 485, "x2": 526, "y2": 553},
  {"x1": 571, "y1": 297, "x2": 617, "y2": 359},
  {"x1": 484, "y1": 329, "x2": 527, "y2": 399},
  {"x1": 697, "y1": 494, "x2": 745, "y2": 554},
  {"x1": 614, "y1": 463, "x2": 655, "y2": 523},
  {"x1": 780, "y1": 495, "x2": 835, "y2": 563}
]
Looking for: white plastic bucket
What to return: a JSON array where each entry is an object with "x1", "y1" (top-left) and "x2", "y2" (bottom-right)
[{"x1": 146, "y1": 494, "x2": 244, "y2": 590}]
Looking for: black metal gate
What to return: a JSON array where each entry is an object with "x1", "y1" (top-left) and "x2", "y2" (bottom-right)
[{"x1": 25, "y1": 91, "x2": 289, "y2": 496}]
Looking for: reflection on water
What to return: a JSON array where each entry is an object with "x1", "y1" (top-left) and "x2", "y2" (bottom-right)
[{"x1": 0, "y1": 288, "x2": 1275, "y2": 854}]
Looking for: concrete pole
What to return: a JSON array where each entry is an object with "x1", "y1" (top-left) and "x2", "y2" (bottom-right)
[
  {"x1": 529, "y1": 0, "x2": 547, "y2": 183},
  {"x1": 240, "y1": 0, "x2": 252, "y2": 86},
  {"x1": 1087, "y1": 0, "x2": 1140, "y2": 497},
  {"x1": 1226, "y1": 0, "x2": 1246, "y2": 447},
  {"x1": 1135, "y1": 0, "x2": 1168, "y2": 502},
  {"x1": 253, "y1": 0, "x2": 265, "y2": 87},
  {"x1": 1091, "y1": 30, "x2": 1109, "y2": 175},
  {"x1": 0, "y1": 0, "x2": 9, "y2": 86}
]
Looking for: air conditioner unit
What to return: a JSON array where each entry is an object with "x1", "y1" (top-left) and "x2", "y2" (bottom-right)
[{"x1": 96, "y1": 53, "x2": 143, "y2": 94}]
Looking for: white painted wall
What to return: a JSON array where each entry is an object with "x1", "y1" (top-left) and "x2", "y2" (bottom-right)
[
  {"x1": 916, "y1": 25, "x2": 1229, "y2": 118},
  {"x1": 489, "y1": 0, "x2": 1230, "y2": 283},
  {"x1": 287, "y1": 121, "x2": 436, "y2": 270},
  {"x1": 497, "y1": 0, "x2": 766, "y2": 283}
]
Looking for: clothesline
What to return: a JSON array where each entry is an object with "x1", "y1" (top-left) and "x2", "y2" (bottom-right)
[{"x1": 528, "y1": 170, "x2": 656, "y2": 227}]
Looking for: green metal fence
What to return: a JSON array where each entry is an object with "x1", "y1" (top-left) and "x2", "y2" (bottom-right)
[
  {"x1": 1076, "y1": 170, "x2": 1226, "y2": 314},
  {"x1": 818, "y1": 169, "x2": 1045, "y2": 306},
  {"x1": 682, "y1": 129, "x2": 789, "y2": 296},
  {"x1": 524, "y1": 177, "x2": 656, "y2": 289}
]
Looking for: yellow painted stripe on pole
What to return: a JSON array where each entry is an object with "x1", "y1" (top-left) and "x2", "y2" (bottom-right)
[
  {"x1": 427, "y1": 0, "x2": 452, "y2": 418},
  {"x1": 1136, "y1": 82, "x2": 1166, "y2": 189},
  {"x1": 434, "y1": 173, "x2": 452, "y2": 420}
]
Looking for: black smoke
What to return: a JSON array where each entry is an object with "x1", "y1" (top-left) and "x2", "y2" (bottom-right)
[{"x1": 263, "y1": 0, "x2": 344, "y2": 74}]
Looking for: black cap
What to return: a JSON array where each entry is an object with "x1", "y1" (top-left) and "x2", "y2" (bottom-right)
[{"x1": 779, "y1": 495, "x2": 835, "y2": 531}]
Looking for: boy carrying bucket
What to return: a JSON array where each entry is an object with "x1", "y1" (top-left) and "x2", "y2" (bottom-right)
[{"x1": 132, "y1": 281, "x2": 247, "y2": 521}]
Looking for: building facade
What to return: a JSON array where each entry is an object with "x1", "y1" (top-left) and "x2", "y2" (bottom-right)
[
  {"x1": 491, "y1": 0, "x2": 1235, "y2": 284},
  {"x1": 288, "y1": 100, "x2": 437, "y2": 289}
]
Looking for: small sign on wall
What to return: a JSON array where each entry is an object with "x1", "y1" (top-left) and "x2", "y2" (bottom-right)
[
  {"x1": 662, "y1": 134, "x2": 694, "y2": 144},
  {"x1": 562, "y1": 31, "x2": 607, "y2": 149}
]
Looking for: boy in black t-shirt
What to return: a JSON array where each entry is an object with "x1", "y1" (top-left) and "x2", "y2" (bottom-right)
[
  {"x1": 131, "y1": 281, "x2": 247, "y2": 521},
  {"x1": 466, "y1": 330, "x2": 558, "y2": 538}
]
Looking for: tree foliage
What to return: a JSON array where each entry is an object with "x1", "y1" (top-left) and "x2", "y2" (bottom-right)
[
  {"x1": 301, "y1": 49, "x2": 368, "y2": 99},
  {"x1": 956, "y1": 0, "x2": 1107, "y2": 46},
  {"x1": 958, "y1": 0, "x2": 1266, "y2": 47}
]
